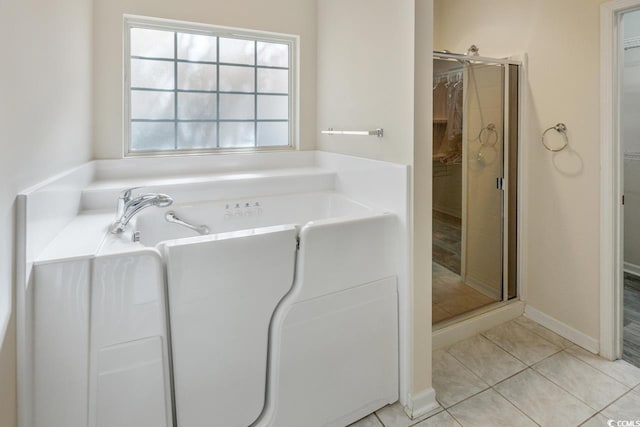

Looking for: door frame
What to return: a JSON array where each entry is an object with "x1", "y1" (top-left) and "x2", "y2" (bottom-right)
[{"x1": 600, "y1": 0, "x2": 640, "y2": 360}]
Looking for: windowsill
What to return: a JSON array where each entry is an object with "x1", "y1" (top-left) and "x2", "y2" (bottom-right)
[{"x1": 123, "y1": 145, "x2": 296, "y2": 159}]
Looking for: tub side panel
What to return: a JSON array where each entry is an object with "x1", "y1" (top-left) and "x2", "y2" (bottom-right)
[
  {"x1": 271, "y1": 278, "x2": 399, "y2": 427},
  {"x1": 32, "y1": 260, "x2": 91, "y2": 427},
  {"x1": 262, "y1": 215, "x2": 400, "y2": 427},
  {"x1": 89, "y1": 250, "x2": 171, "y2": 427},
  {"x1": 296, "y1": 215, "x2": 397, "y2": 302},
  {"x1": 165, "y1": 226, "x2": 297, "y2": 427}
]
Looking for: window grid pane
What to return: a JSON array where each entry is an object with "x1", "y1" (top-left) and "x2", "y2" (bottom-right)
[{"x1": 129, "y1": 25, "x2": 291, "y2": 153}]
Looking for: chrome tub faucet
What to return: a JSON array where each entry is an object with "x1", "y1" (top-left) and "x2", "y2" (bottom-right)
[{"x1": 110, "y1": 187, "x2": 173, "y2": 234}]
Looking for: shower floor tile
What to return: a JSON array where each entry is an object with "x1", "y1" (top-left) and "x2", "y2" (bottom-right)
[{"x1": 432, "y1": 262, "x2": 497, "y2": 324}]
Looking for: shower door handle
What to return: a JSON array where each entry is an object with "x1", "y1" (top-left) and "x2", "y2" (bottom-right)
[{"x1": 496, "y1": 177, "x2": 505, "y2": 191}]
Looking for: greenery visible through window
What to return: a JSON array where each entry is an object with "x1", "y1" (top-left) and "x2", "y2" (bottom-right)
[{"x1": 125, "y1": 17, "x2": 295, "y2": 155}]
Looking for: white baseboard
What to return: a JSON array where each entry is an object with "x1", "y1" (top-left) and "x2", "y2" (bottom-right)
[
  {"x1": 433, "y1": 301, "x2": 524, "y2": 350},
  {"x1": 624, "y1": 262, "x2": 640, "y2": 278},
  {"x1": 404, "y1": 388, "x2": 440, "y2": 420},
  {"x1": 465, "y1": 276, "x2": 502, "y2": 300},
  {"x1": 524, "y1": 305, "x2": 599, "y2": 353}
]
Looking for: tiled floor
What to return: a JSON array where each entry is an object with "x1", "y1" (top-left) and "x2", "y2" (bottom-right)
[
  {"x1": 432, "y1": 262, "x2": 498, "y2": 324},
  {"x1": 350, "y1": 317, "x2": 640, "y2": 427},
  {"x1": 624, "y1": 273, "x2": 640, "y2": 367},
  {"x1": 432, "y1": 211, "x2": 462, "y2": 275}
]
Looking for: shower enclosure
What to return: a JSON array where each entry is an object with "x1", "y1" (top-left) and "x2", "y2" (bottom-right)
[{"x1": 432, "y1": 50, "x2": 520, "y2": 325}]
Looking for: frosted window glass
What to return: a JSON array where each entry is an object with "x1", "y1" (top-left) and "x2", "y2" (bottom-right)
[
  {"x1": 127, "y1": 20, "x2": 297, "y2": 155},
  {"x1": 178, "y1": 93, "x2": 216, "y2": 120},
  {"x1": 131, "y1": 59, "x2": 174, "y2": 89},
  {"x1": 178, "y1": 123, "x2": 217, "y2": 149},
  {"x1": 257, "y1": 122, "x2": 288, "y2": 147},
  {"x1": 219, "y1": 38, "x2": 255, "y2": 65},
  {"x1": 257, "y1": 42, "x2": 288, "y2": 67},
  {"x1": 219, "y1": 65, "x2": 255, "y2": 92},
  {"x1": 257, "y1": 68, "x2": 288, "y2": 93},
  {"x1": 219, "y1": 94, "x2": 254, "y2": 120},
  {"x1": 178, "y1": 63, "x2": 217, "y2": 91},
  {"x1": 131, "y1": 28, "x2": 174, "y2": 58},
  {"x1": 131, "y1": 91, "x2": 174, "y2": 119},
  {"x1": 177, "y1": 33, "x2": 217, "y2": 62},
  {"x1": 257, "y1": 95, "x2": 288, "y2": 120},
  {"x1": 219, "y1": 122, "x2": 255, "y2": 147},
  {"x1": 131, "y1": 122, "x2": 175, "y2": 151}
]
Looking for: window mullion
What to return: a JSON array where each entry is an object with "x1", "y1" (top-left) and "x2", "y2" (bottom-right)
[
  {"x1": 173, "y1": 32, "x2": 178, "y2": 150},
  {"x1": 254, "y1": 40, "x2": 258, "y2": 147},
  {"x1": 216, "y1": 36, "x2": 220, "y2": 148}
]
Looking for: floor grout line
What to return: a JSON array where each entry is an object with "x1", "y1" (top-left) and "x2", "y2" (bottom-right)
[
  {"x1": 598, "y1": 387, "x2": 637, "y2": 416},
  {"x1": 373, "y1": 411, "x2": 385, "y2": 427},
  {"x1": 532, "y1": 350, "x2": 633, "y2": 411},
  {"x1": 478, "y1": 329, "x2": 540, "y2": 368},
  {"x1": 445, "y1": 408, "x2": 465, "y2": 427},
  {"x1": 489, "y1": 384, "x2": 542, "y2": 427},
  {"x1": 436, "y1": 385, "x2": 489, "y2": 411},
  {"x1": 529, "y1": 363, "x2": 608, "y2": 414},
  {"x1": 514, "y1": 317, "x2": 575, "y2": 349},
  {"x1": 443, "y1": 342, "x2": 495, "y2": 385},
  {"x1": 565, "y1": 347, "x2": 640, "y2": 389}
]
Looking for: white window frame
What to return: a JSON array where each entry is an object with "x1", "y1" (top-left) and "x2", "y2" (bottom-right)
[{"x1": 123, "y1": 15, "x2": 299, "y2": 157}]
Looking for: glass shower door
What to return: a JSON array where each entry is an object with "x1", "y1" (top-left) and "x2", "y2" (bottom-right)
[
  {"x1": 432, "y1": 57, "x2": 518, "y2": 325},
  {"x1": 462, "y1": 62, "x2": 505, "y2": 303}
]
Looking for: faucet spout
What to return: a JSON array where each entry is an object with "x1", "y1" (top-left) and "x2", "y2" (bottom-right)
[{"x1": 110, "y1": 188, "x2": 173, "y2": 234}]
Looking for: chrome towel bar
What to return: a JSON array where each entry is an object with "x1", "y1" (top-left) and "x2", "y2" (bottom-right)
[{"x1": 321, "y1": 128, "x2": 384, "y2": 138}]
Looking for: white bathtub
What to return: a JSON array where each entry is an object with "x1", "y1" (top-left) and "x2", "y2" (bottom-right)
[
  {"x1": 132, "y1": 191, "x2": 374, "y2": 246},
  {"x1": 70, "y1": 189, "x2": 401, "y2": 427},
  {"x1": 24, "y1": 154, "x2": 410, "y2": 427}
]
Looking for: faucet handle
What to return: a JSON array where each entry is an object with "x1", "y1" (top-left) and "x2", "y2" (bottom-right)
[
  {"x1": 119, "y1": 186, "x2": 143, "y2": 203},
  {"x1": 115, "y1": 186, "x2": 143, "y2": 218}
]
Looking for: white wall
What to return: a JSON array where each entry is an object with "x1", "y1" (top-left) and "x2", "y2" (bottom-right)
[
  {"x1": 317, "y1": 0, "x2": 436, "y2": 409},
  {"x1": 316, "y1": 0, "x2": 416, "y2": 165},
  {"x1": 93, "y1": 0, "x2": 317, "y2": 159},
  {"x1": 414, "y1": 0, "x2": 435, "y2": 406},
  {"x1": 435, "y1": 0, "x2": 605, "y2": 342},
  {"x1": 0, "y1": 0, "x2": 94, "y2": 425}
]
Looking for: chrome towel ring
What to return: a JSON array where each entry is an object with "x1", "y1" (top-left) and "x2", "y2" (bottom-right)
[
  {"x1": 542, "y1": 123, "x2": 569, "y2": 152},
  {"x1": 477, "y1": 123, "x2": 498, "y2": 147}
]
